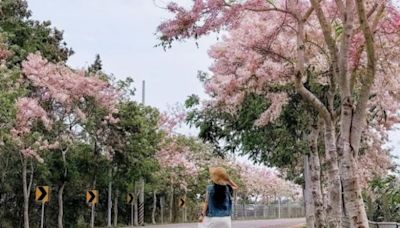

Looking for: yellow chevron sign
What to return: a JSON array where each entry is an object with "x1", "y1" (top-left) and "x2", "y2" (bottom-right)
[
  {"x1": 35, "y1": 186, "x2": 49, "y2": 203},
  {"x1": 86, "y1": 190, "x2": 98, "y2": 204}
]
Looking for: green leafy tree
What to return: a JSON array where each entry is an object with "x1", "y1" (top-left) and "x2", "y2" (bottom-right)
[{"x1": 364, "y1": 175, "x2": 400, "y2": 222}]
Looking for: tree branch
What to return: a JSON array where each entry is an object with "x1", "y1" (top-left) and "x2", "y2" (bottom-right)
[
  {"x1": 293, "y1": 6, "x2": 331, "y2": 123},
  {"x1": 253, "y1": 47, "x2": 294, "y2": 65},
  {"x1": 27, "y1": 160, "x2": 34, "y2": 199},
  {"x1": 309, "y1": 0, "x2": 340, "y2": 96},
  {"x1": 337, "y1": 0, "x2": 355, "y2": 97},
  {"x1": 350, "y1": 2, "x2": 383, "y2": 154},
  {"x1": 350, "y1": 4, "x2": 383, "y2": 92},
  {"x1": 295, "y1": 72, "x2": 332, "y2": 122},
  {"x1": 335, "y1": 0, "x2": 345, "y2": 15},
  {"x1": 244, "y1": 7, "x2": 297, "y2": 18},
  {"x1": 302, "y1": 0, "x2": 322, "y2": 22}
]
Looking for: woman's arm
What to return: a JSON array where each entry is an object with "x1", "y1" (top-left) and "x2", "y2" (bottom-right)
[
  {"x1": 228, "y1": 179, "x2": 238, "y2": 190},
  {"x1": 201, "y1": 199, "x2": 208, "y2": 216}
]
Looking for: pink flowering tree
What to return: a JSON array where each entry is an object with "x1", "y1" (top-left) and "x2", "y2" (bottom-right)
[
  {"x1": 156, "y1": 137, "x2": 200, "y2": 222},
  {"x1": 155, "y1": 108, "x2": 200, "y2": 222},
  {"x1": 157, "y1": 0, "x2": 400, "y2": 226},
  {"x1": 236, "y1": 162, "x2": 300, "y2": 203},
  {"x1": 358, "y1": 129, "x2": 394, "y2": 189},
  {"x1": 12, "y1": 53, "x2": 119, "y2": 228}
]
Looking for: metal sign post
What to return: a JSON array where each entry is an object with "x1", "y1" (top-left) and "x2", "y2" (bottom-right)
[
  {"x1": 35, "y1": 186, "x2": 49, "y2": 228},
  {"x1": 90, "y1": 203, "x2": 95, "y2": 228},
  {"x1": 179, "y1": 197, "x2": 186, "y2": 222},
  {"x1": 86, "y1": 190, "x2": 98, "y2": 228},
  {"x1": 40, "y1": 202, "x2": 45, "y2": 228},
  {"x1": 127, "y1": 193, "x2": 135, "y2": 225}
]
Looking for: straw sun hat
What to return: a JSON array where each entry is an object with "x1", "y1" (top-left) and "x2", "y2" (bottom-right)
[{"x1": 209, "y1": 167, "x2": 231, "y2": 185}]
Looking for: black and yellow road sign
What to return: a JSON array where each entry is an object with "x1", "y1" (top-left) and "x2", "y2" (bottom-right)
[
  {"x1": 86, "y1": 190, "x2": 98, "y2": 204},
  {"x1": 127, "y1": 193, "x2": 135, "y2": 204},
  {"x1": 179, "y1": 198, "x2": 186, "y2": 208},
  {"x1": 35, "y1": 186, "x2": 49, "y2": 203}
]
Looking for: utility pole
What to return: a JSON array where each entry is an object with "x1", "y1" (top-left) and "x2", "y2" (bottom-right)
[
  {"x1": 142, "y1": 80, "x2": 145, "y2": 104},
  {"x1": 138, "y1": 178, "x2": 145, "y2": 226},
  {"x1": 138, "y1": 80, "x2": 145, "y2": 226}
]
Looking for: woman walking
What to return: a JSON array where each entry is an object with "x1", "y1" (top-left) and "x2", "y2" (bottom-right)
[{"x1": 198, "y1": 167, "x2": 238, "y2": 228}]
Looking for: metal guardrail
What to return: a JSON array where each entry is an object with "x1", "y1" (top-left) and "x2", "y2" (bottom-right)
[
  {"x1": 368, "y1": 221, "x2": 400, "y2": 228},
  {"x1": 342, "y1": 217, "x2": 400, "y2": 228}
]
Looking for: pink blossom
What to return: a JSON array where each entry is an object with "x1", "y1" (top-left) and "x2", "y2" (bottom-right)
[
  {"x1": 21, "y1": 148, "x2": 44, "y2": 163},
  {"x1": 235, "y1": 162, "x2": 300, "y2": 200},
  {"x1": 22, "y1": 53, "x2": 120, "y2": 117},
  {"x1": 13, "y1": 97, "x2": 51, "y2": 135},
  {"x1": 0, "y1": 46, "x2": 11, "y2": 61},
  {"x1": 13, "y1": 53, "x2": 120, "y2": 163},
  {"x1": 155, "y1": 138, "x2": 199, "y2": 179},
  {"x1": 254, "y1": 93, "x2": 288, "y2": 127},
  {"x1": 158, "y1": 106, "x2": 186, "y2": 134}
]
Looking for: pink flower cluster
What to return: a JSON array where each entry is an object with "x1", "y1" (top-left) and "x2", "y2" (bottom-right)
[
  {"x1": 11, "y1": 97, "x2": 52, "y2": 138},
  {"x1": 203, "y1": 12, "x2": 294, "y2": 123},
  {"x1": 12, "y1": 53, "x2": 120, "y2": 162},
  {"x1": 22, "y1": 53, "x2": 119, "y2": 117},
  {"x1": 0, "y1": 47, "x2": 11, "y2": 61},
  {"x1": 158, "y1": 107, "x2": 186, "y2": 134},
  {"x1": 158, "y1": 0, "x2": 242, "y2": 42},
  {"x1": 236, "y1": 162, "x2": 300, "y2": 200},
  {"x1": 155, "y1": 139, "x2": 198, "y2": 177},
  {"x1": 254, "y1": 93, "x2": 288, "y2": 127}
]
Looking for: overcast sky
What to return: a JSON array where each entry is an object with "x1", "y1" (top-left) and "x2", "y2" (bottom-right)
[
  {"x1": 28, "y1": 0, "x2": 213, "y2": 111},
  {"x1": 27, "y1": 0, "x2": 400, "y2": 163}
]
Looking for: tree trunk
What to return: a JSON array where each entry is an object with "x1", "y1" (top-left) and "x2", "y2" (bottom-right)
[
  {"x1": 340, "y1": 0, "x2": 373, "y2": 226},
  {"x1": 134, "y1": 183, "x2": 139, "y2": 226},
  {"x1": 58, "y1": 149, "x2": 68, "y2": 228},
  {"x1": 183, "y1": 192, "x2": 187, "y2": 222},
  {"x1": 58, "y1": 182, "x2": 65, "y2": 228},
  {"x1": 338, "y1": 99, "x2": 368, "y2": 227},
  {"x1": 113, "y1": 190, "x2": 119, "y2": 227},
  {"x1": 169, "y1": 184, "x2": 174, "y2": 223},
  {"x1": 107, "y1": 167, "x2": 112, "y2": 227},
  {"x1": 160, "y1": 196, "x2": 165, "y2": 224},
  {"x1": 152, "y1": 191, "x2": 157, "y2": 224},
  {"x1": 304, "y1": 155, "x2": 315, "y2": 228},
  {"x1": 278, "y1": 197, "x2": 281, "y2": 219},
  {"x1": 263, "y1": 205, "x2": 266, "y2": 218},
  {"x1": 130, "y1": 200, "x2": 134, "y2": 226},
  {"x1": 134, "y1": 200, "x2": 138, "y2": 226},
  {"x1": 254, "y1": 196, "x2": 258, "y2": 218},
  {"x1": 319, "y1": 159, "x2": 329, "y2": 213},
  {"x1": 22, "y1": 157, "x2": 29, "y2": 228},
  {"x1": 243, "y1": 199, "x2": 247, "y2": 218},
  {"x1": 308, "y1": 124, "x2": 326, "y2": 227},
  {"x1": 323, "y1": 121, "x2": 342, "y2": 227}
]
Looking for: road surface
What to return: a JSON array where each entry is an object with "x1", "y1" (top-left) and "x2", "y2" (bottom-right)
[{"x1": 127, "y1": 218, "x2": 305, "y2": 228}]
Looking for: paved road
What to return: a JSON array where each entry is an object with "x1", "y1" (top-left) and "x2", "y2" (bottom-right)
[{"x1": 129, "y1": 218, "x2": 305, "y2": 228}]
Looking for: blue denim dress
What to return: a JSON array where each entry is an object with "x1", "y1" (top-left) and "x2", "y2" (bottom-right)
[{"x1": 206, "y1": 184, "x2": 232, "y2": 217}]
